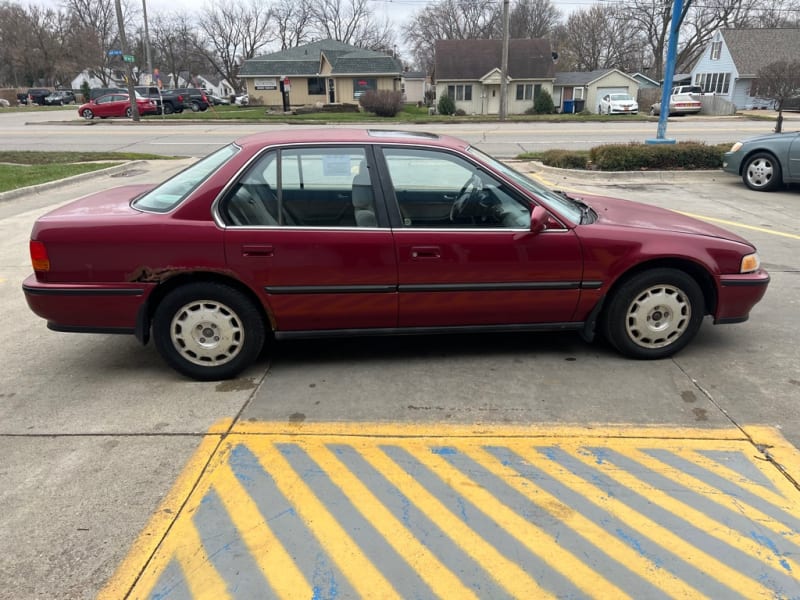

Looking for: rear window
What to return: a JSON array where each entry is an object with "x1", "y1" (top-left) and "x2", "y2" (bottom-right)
[{"x1": 132, "y1": 144, "x2": 239, "y2": 212}]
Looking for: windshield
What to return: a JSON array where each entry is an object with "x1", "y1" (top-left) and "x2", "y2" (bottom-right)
[
  {"x1": 132, "y1": 144, "x2": 239, "y2": 212},
  {"x1": 610, "y1": 94, "x2": 634, "y2": 102},
  {"x1": 466, "y1": 147, "x2": 583, "y2": 223}
]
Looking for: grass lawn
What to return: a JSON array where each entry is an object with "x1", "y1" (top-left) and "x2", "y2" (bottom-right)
[{"x1": 0, "y1": 151, "x2": 172, "y2": 193}]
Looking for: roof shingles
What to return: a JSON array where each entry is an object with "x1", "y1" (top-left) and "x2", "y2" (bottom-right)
[{"x1": 434, "y1": 39, "x2": 555, "y2": 81}]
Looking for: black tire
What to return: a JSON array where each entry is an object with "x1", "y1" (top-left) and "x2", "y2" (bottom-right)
[
  {"x1": 742, "y1": 152, "x2": 782, "y2": 192},
  {"x1": 153, "y1": 282, "x2": 266, "y2": 380},
  {"x1": 163, "y1": 104, "x2": 174, "y2": 115},
  {"x1": 81, "y1": 108, "x2": 94, "y2": 120},
  {"x1": 125, "y1": 107, "x2": 132, "y2": 118},
  {"x1": 191, "y1": 101, "x2": 200, "y2": 112},
  {"x1": 601, "y1": 268, "x2": 705, "y2": 359}
]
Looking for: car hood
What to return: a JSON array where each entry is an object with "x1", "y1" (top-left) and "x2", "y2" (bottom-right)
[
  {"x1": 740, "y1": 131, "x2": 799, "y2": 146},
  {"x1": 578, "y1": 193, "x2": 752, "y2": 245}
]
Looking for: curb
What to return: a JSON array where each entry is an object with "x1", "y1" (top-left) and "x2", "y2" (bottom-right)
[
  {"x1": 512, "y1": 160, "x2": 723, "y2": 185},
  {"x1": 0, "y1": 160, "x2": 149, "y2": 203}
]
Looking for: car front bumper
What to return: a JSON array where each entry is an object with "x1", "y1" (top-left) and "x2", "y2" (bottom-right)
[{"x1": 715, "y1": 269, "x2": 770, "y2": 324}]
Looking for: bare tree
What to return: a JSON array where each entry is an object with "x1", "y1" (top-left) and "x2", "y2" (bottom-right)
[
  {"x1": 508, "y1": 0, "x2": 561, "y2": 39},
  {"x1": 310, "y1": 0, "x2": 396, "y2": 51},
  {"x1": 752, "y1": 60, "x2": 800, "y2": 132},
  {"x1": 196, "y1": 0, "x2": 273, "y2": 91},
  {"x1": 403, "y1": 0, "x2": 500, "y2": 73},
  {"x1": 149, "y1": 11, "x2": 210, "y2": 87},
  {"x1": 271, "y1": 0, "x2": 314, "y2": 49}
]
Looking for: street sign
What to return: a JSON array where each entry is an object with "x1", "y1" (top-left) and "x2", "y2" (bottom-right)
[
  {"x1": 123, "y1": 55, "x2": 135, "y2": 63},
  {"x1": 108, "y1": 50, "x2": 122, "y2": 56}
]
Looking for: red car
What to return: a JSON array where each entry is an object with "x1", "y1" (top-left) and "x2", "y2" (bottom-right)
[
  {"x1": 23, "y1": 129, "x2": 769, "y2": 380},
  {"x1": 77, "y1": 92, "x2": 159, "y2": 119}
]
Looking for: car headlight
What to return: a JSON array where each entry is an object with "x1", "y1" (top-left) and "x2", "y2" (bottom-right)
[
  {"x1": 730, "y1": 142, "x2": 743, "y2": 153},
  {"x1": 740, "y1": 252, "x2": 760, "y2": 273}
]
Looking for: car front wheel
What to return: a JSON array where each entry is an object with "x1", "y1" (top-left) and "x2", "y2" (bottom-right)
[
  {"x1": 153, "y1": 282, "x2": 266, "y2": 380},
  {"x1": 743, "y1": 152, "x2": 782, "y2": 191},
  {"x1": 602, "y1": 268, "x2": 704, "y2": 359},
  {"x1": 81, "y1": 108, "x2": 94, "y2": 120}
]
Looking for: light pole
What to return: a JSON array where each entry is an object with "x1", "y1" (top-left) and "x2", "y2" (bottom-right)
[
  {"x1": 499, "y1": 0, "x2": 510, "y2": 121},
  {"x1": 142, "y1": 0, "x2": 153, "y2": 82},
  {"x1": 114, "y1": 0, "x2": 140, "y2": 121}
]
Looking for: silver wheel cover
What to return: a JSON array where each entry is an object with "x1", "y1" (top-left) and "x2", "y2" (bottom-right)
[
  {"x1": 625, "y1": 284, "x2": 690, "y2": 349},
  {"x1": 170, "y1": 299, "x2": 245, "y2": 366},
  {"x1": 746, "y1": 157, "x2": 774, "y2": 188}
]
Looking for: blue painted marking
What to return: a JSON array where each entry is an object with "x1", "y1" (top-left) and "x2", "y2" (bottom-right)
[
  {"x1": 615, "y1": 528, "x2": 663, "y2": 568},
  {"x1": 431, "y1": 446, "x2": 457, "y2": 455},
  {"x1": 751, "y1": 531, "x2": 793, "y2": 573},
  {"x1": 150, "y1": 558, "x2": 192, "y2": 600},
  {"x1": 311, "y1": 552, "x2": 338, "y2": 600}
]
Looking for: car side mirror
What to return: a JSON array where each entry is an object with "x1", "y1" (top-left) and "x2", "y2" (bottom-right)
[{"x1": 530, "y1": 205, "x2": 548, "y2": 234}]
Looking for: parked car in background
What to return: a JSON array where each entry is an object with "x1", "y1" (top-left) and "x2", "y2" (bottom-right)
[
  {"x1": 44, "y1": 90, "x2": 76, "y2": 105},
  {"x1": 173, "y1": 87, "x2": 210, "y2": 112},
  {"x1": 598, "y1": 93, "x2": 638, "y2": 115},
  {"x1": 234, "y1": 93, "x2": 249, "y2": 106},
  {"x1": 22, "y1": 128, "x2": 769, "y2": 380},
  {"x1": 650, "y1": 93, "x2": 702, "y2": 116},
  {"x1": 671, "y1": 85, "x2": 703, "y2": 96},
  {"x1": 722, "y1": 131, "x2": 800, "y2": 191},
  {"x1": 207, "y1": 93, "x2": 229, "y2": 105},
  {"x1": 89, "y1": 88, "x2": 127, "y2": 101},
  {"x1": 781, "y1": 95, "x2": 800, "y2": 112},
  {"x1": 17, "y1": 88, "x2": 51, "y2": 105},
  {"x1": 77, "y1": 92, "x2": 159, "y2": 120}
]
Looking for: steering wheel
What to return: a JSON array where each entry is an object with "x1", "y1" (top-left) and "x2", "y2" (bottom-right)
[{"x1": 450, "y1": 174, "x2": 483, "y2": 221}]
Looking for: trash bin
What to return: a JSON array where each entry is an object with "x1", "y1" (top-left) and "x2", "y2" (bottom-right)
[
  {"x1": 573, "y1": 99, "x2": 585, "y2": 113},
  {"x1": 563, "y1": 99, "x2": 574, "y2": 114}
]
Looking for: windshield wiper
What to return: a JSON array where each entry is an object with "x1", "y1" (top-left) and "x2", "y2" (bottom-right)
[{"x1": 554, "y1": 190, "x2": 596, "y2": 224}]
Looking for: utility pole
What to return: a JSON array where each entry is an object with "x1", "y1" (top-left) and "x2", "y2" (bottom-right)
[
  {"x1": 499, "y1": 0, "x2": 510, "y2": 121},
  {"x1": 142, "y1": 0, "x2": 153, "y2": 82},
  {"x1": 114, "y1": 0, "x2": 140, "y2": 121}
]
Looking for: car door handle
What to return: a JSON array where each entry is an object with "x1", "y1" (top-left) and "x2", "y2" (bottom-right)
[
  {"x1": 410, "y1": 246, "x2": 441, "y2": 259},
  {"x1": 241, "y1": 244, "x2": 274, "y2": 257}
]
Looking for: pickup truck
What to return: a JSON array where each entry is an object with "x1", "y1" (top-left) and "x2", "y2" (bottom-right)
[
  {"x1": 17, "y1": 88, "x2": 51, "y2": 105},
  {"x1": 134, "y1": 86, "x2": 186, "y2": 114}
]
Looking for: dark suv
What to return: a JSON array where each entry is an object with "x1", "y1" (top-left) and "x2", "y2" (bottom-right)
[
  {"x1": 17, "y1": 88, "x2": 52, "y2": 105},
  {"x1": 173, "y1": 88, "x2": 210, "y2": 112}
]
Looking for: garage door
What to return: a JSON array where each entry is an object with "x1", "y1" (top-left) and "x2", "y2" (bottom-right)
[{"x1": 597, "y1": 86, "x2": 629, "y2": 97}]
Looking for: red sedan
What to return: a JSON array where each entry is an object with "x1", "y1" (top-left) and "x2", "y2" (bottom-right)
[
  {"x1": 23, "y1": 129, "x2": 769, "y2": 380},
  {"x1": 77, "y1": 92, "x2": 159, "y2": 119}
]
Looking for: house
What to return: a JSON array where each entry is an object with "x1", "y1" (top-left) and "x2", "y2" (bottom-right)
[
  {"x1": 630, "y1": 72, "x2": 660, "y2": 89},
  {"x1": 238, "y1": 39, "x2": 403, "y2": 108},
  {"x1": 690, "y1": 28, "x2": 800, "y2": 110},
  {"x1": 553, "y1": 69, "x2": 640, "y2": 114},
  {"x1": 401, "y1": 70, "x2": 429, "y2": 104},
  {"x1": 433, "y1": 39, "x2": 556, "y2": 115}
]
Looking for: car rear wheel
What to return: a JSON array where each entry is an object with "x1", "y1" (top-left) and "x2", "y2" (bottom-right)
[
  {"x1": 191, "y1": 101, "x2": 200, "y2": 112},
  {"x1": 153, "y1": 282, "x2": 266, "y2": 380},
  {"x1": 163, "y1": 104, "x2": 174, "y2": 115},
  {"x1": 602, "y1": 268, "x2": 704, "y2": 359},
  {"x1": 125, "y1": 107, "x2": 132, "y2": 118},
  {"x1": 743, "y1": 152, "x2": 782, "y2": 191},
  {"x1": 81, "y1": 108, "x2": 94, "y2": 120}
]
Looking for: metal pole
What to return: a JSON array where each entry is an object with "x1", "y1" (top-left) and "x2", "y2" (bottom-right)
[
  {"x1": 142, "y1": 0, "x2": 153, "y2": 81},
  {"x1": 499, "y1": 0, "x2": 510, "y2": 121},
  {"x1": 647, "y1": 0, "x2": 683, "y2": 144}
]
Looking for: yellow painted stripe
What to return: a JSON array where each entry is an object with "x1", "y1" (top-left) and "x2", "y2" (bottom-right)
[
  {"x1": 305, "y1": 443, "x2": 479, "y2": 600},
  {"x1": 675, "y1": 211, "x2": 800, "y2": 240},
  {"x1": 211, "y1": 462, "x2": 314, "y2": 599},
  {"x1": 408, "y1": 443, "x2": 632, "y2": 599},
  {"x1": 251, "y1": 440, "x2": 402, "y2": 599},
  {"x1": 230, "y1": 421, "x2": 748, "y2": 441},
  {"x1": 516, "y1": 445, "x2": 771, "y2": 598},
  {"x1": 358, "y1": 443, "x2": 555, "y2": 599},
  {"x1": 470, "y1": 445, "x2": 706, "y2": 599},
  {"x1": 166, "y1": 519, "x2": 231, "y2": 600},
  {"x1": 98, "y1": 430, "x2": 227, "y2": 599},
  {"x1": 745, "y1": 426, "x2": 800, "y2": 492},
  {"x1": 562, "y1": 446, "x2": 782, "y2": 597}
]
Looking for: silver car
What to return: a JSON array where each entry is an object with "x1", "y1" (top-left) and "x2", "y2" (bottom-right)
[{"x1": 722, "y1": 131, "x2": 800, "y2": 191}]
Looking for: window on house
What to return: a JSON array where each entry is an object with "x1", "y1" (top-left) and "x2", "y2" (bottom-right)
[
  {"x1": 447, "y1": 84, "x2": 472, "y2": 101},
  {"x1": 710, "y1": 41, "x2": 722, "y2": 60},
  {"x1": 515, "y1": 84, "x2": 533, "y2": 100},
  {"x1": 353, "y1": 78, "x2": 377, "y2": 99},
  {"x1": 696, "y1": 72, "x2": 730, "y2": 94},
  {"x1": 307, "y1": 77, "x2": 325, "y2": 95},
  {"x1": 573, "y1": 86, "x2": 583, "y2": 100}
]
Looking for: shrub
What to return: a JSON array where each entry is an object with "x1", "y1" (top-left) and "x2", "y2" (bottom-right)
[
  {"x1": 454, "y1": 108, "x2": 467, "y2": 116},
  {"x1": 589, "y1": 142, "x2": 725, "y2": 171},
  {"x1": 437, "y1": 93, "x2": 456, "y2": 116},
  {"x1": 533, "y1": 89, "x2": 555, "y2": 114},
  {"x1": 540, "y1": 149, "x2": 588, "y2": 170},
  {"x1": 80, "y1": 81, "x2": 90, "y2": 103},
  {"x1": 423, "y1": 89, "x2": 436, "y2": 107},
  {"x1": 358, "y1": 89, "x2": 404, "y2": 117}
]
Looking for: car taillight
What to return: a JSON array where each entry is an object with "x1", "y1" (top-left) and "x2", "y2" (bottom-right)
[
  {"x1": 177, "y1": 95, "x2": 183, "y2": 102},
  {"x1": 30, "y1": 240, "x2": 50, "y2": 272}
]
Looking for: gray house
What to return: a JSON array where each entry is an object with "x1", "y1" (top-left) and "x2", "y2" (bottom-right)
[
  {"x1": 689, "y1": 28, "x2": 800, "y2": 109},
  {"x1": 553, "y1": 69, "x2": 640, "y2": 114}
]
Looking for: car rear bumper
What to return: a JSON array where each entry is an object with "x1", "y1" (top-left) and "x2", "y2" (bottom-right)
[
  {"x1": 714, "y1": 270, "x2": 770, "y2": 323},
  {"x1": 22, "y1": 274, "x2": 153, "y2": 334}
]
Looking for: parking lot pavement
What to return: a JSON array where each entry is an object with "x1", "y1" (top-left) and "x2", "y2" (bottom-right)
[
  {"x1": 1, "y1": 164, "x2": 798, "y2": 599},
  {"x1": 106, "y1": 422, "x2": 800, "y2": 599}
]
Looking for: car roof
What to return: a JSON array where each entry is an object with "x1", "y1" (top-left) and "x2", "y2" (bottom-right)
[{"x1": 234, "y1": 129, "x2": 471, "y2": 152}]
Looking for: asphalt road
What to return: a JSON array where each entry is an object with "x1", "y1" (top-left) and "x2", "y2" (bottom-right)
[
  {"x1": 0, "y1": 125, "x2": 798, "y2": 598},
  {"x1": 2, "y1": 106, "x2": 797, "y2": 157}
]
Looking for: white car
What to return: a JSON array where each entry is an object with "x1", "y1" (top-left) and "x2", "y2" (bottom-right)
[
  {"x1": 650, "y1": 93, "x2": 702, "y2": 116},
  {"x1": 598, "y1": 93, "x2": 638, "y2": 115}
]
